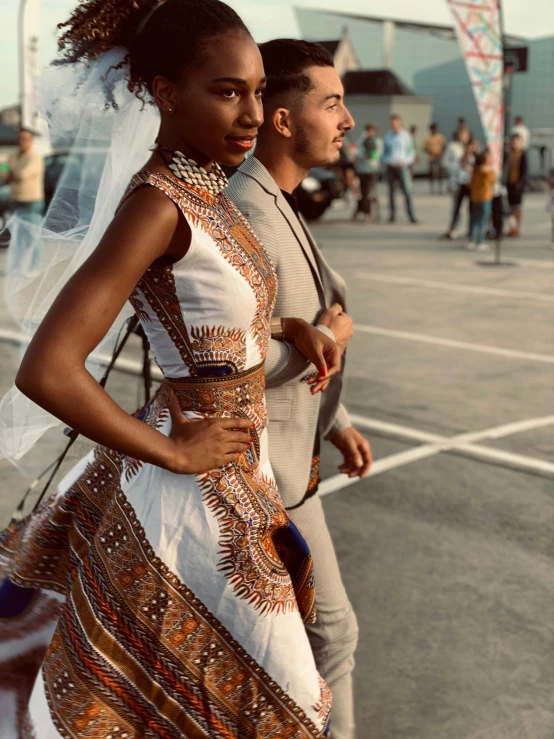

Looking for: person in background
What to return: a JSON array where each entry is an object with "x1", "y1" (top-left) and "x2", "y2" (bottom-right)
[
  {"x1": 441, "y1": 128, "x2": 472, "y2": 239},
  {"x1": 504, "y1": 133, "x2": 528, "y2": 237},
  {"x1": 5, "y1": 129, "x2": 44, "y2": 225},
  {"x1": 2, "y1": 128, "x2": 45, "y2": 274},
  {"x1": 512, "y1": 115, "x2": 530, "y2": 151},
  {"x1": 382, "y1": 114, "x2": 418, "y2": 224},
  {"x1": 353, "y1": 121, "x2": 382, "y2": 223},
  {"x1": 408, "y1": 124, "x2": 420, "y2": 175},
  {"x1": 424, "y1": 122, "x2": 446, "y2": 194},
  {"x1": 468, "y1": 149, "x2": 496, "y2": 251}
]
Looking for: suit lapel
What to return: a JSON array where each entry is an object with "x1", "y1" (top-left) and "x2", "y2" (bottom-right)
[
  {"x1": 274, "y1": 192, "x2": 324, "y2": 287},
  {"x1": 238, "y1": 157, "x2": 325, "y2": 296},
  {"x1": 297, "y1": 214, "x2": 347, "y2": 308}
]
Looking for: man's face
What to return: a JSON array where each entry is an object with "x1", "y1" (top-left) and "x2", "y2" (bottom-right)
[
  {"x1": 391, "y1": 118, "x2": 402, "y2": 134},
  {"x1": 288, "y1": 65, "x2": 354, "y2": 168},
  {"x1": 18, "y1": 131, "x2": 33, "y2": 153}
]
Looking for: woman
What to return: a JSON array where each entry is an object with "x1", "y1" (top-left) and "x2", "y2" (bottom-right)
[
  {"x1": 505, "y1": 132, "x2": 528, "y2": 237},
  {"x1": 441, "y1": 130, "x2": 476, "y2": 240},
  {"x1": 0, "y1": 0, "x2": 336, "y2": 736}
]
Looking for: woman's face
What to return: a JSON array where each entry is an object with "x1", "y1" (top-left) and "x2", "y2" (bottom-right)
[{"x1": 154, "y1": 31, "x2": 266, "y2": 167}]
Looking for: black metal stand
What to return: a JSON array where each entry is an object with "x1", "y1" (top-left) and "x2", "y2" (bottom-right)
[{"x1": 9, "y1": 315, "x2": 153, "y2": 524}]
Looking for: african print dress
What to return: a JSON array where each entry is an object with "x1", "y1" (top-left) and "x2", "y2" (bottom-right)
[{"x1": 0, "y1": 172, "x2": 332, "y2": 739}]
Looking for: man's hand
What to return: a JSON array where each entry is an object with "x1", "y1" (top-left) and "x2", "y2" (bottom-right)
[
  {"x1": 331, "y1": 427, "x2": 373, "y2": 478},
  {"x1": 318, "y1": 303, "x2": 354, "y2": 354}
]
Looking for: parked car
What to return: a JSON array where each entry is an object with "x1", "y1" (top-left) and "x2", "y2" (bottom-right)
[
  {"x1": 0, "y1": 183, "x2": 11, "y2": 233},
  {"x1": 294, "y1": 168, "x2": 345, "y2": 221},
  {"x1": 44, "y1": 151, "x2": 72, "y2": 210}
]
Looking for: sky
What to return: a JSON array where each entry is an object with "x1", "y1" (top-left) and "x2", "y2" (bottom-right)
[{"x1": 1, "y1": 0, "x2": 553, "y2": 109}]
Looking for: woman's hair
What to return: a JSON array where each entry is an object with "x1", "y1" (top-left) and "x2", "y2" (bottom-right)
[
  {"x1": 475, "y1": 150, "x2": 489, "y2": 167},
  {"x1": 56, "y1": 0, "x2": 249, "y2": 101}
]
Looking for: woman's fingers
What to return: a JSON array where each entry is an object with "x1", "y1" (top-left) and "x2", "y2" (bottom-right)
[
  {"x1": 168, "y1": 389, "x2": 188, "y2": 424},
  {"x1": 226, "y1": 441, "x2": 251, "y2": 454},
  {"x1": 227, "y1": 430, "x2": 254, "y2": 443},
  {"x1": 218, "y1": 417, "x2": 254, "y2": 430}
]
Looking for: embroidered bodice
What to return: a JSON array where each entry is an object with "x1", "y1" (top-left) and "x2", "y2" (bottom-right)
[{"x1": 127, "y1": 172, "x2": 277, "y2": 379}]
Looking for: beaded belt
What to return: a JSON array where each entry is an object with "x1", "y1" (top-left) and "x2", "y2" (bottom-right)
[{"x1": 161, "y1": 361, "x2": 265, "y2": 416}]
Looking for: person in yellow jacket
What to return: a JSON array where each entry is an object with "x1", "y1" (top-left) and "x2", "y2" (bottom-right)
[{"x1": 468, "y1": 149, "x2": 496, "y2": 251}]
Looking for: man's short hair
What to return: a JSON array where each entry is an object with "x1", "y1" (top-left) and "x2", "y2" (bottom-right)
[
  {"x1": 391, "y1": 114, "x2": 401, "y2": 121},
  {"x1": 19, "y1": 127, "x2": 34, "y2": 136},
  {"x1": 366, "y1": 121, "x2": 377, "y2": 131},
  {"x1": 258, "y1": 39, "x2": 334, "y2": 111},
  {"x1": 512, "y1": 133, "x2": 522, "y2": 141}
]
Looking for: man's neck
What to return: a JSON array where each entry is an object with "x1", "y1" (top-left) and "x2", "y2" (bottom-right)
[{"x1": 253, "y1": 141, "x2": 308, "y2": 194}]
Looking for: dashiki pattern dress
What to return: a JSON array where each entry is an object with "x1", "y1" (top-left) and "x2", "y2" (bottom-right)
[{"x1": 0, "y1": 171, "x2": 332, "y2": 739}]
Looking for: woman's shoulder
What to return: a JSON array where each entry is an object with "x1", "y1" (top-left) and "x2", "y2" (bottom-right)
[{"x1": 118, "y1": 171, "x2": 184, "y2": 221}]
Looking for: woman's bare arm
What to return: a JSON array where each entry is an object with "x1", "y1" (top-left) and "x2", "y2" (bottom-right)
[{"x1": 16, "y1": 187, "x2": 252, "y2": 473}]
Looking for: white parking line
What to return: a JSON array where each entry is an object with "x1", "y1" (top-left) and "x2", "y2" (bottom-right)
[
  {"x1": 2, "y1": 328, "x2": 551, "y2": 484},
  {"x1": 357, "y1": 273, "x2": 554, "y2": 302},
  {"x1": 354, "y1": 325, "x2": 554, "y2": 364},
  {"x1": 516, "y1": 258, "x2": 554, "y2": 269},
  {"x1": 319, "y1": 414, "x2": 554, "y2": 497}
]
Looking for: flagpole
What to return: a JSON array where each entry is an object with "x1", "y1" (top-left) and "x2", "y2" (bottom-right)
[{"x1": 18, "y1": 0, "x2": 29, "y2": 129}]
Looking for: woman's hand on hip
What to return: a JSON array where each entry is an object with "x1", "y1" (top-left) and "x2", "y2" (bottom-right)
[{"x1": 166, "y1": 391, "x2": 254, "y2": 474}]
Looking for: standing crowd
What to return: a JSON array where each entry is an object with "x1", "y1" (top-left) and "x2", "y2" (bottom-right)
[{"x1": 349, "y1": 113, "x2": 531, "y2": 249}]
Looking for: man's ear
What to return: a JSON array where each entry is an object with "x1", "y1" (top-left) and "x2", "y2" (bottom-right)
[{"x1": 272, "y1": 108, "x2": 293, "y2": 139}]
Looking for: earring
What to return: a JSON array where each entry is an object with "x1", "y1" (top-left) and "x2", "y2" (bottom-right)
[{"x1": 167, "y1": 107, "x2": 173, "y2": 114}]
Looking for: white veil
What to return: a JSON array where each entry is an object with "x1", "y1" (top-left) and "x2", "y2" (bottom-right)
[{"x1": 0, "y1": 49, "x2": 160, "y2": 474}]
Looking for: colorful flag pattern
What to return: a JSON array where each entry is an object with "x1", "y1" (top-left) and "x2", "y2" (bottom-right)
[{"x1": 447, "y1": 0, "x2": 504, "y2": 176}]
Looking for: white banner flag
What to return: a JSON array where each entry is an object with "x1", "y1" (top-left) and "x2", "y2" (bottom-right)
[{"x1": 446, "y1": 0, "x2": 504, "y2": 176}]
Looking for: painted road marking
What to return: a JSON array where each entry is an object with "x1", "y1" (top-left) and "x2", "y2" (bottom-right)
[
  {"x1": 357, "y1": 273, "x2": 554, "y2": 302},
  {"x1": 319, "y1": 414, "x2": 554, "y2": 497},
  {"x1": 354, "y1": 325, "x2": 554, "y2": 364}
]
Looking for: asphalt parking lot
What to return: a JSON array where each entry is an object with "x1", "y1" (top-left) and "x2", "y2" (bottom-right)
[{"x1": 0, "y1": 184, "x2": 553, "y2": 738}]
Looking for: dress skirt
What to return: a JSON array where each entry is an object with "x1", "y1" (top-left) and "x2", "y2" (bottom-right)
[{"x1": 0, "y1": 364, "x2": 331, "y2": 738}]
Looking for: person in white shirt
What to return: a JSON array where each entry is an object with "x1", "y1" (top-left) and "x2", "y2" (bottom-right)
[
  {"x1": 381, "y1": 114, "x2": 418, "y2": 223},
  {"x1": 5, "y1": 129, "x2": 44, "y2": 222},
  {"x1": 2, "y1": 128, "x2": 45, "y2": 273},
  {"x1": 512, "y1": 115, "x2": 530, "y2": 151},
  {"x1": 442, "y1": 128, "x2": 474, "y2": 238}
]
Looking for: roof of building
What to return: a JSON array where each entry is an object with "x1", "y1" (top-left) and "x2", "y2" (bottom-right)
[
  {"x1": 300, "y1": 9, "x2": 526, "y2": 45},
  {"x1": 343, "y1": 69, "x2": 414, "y2": 96},
  {"x1": 315, "y1": 39, "x2": 341, "y2": 56}
]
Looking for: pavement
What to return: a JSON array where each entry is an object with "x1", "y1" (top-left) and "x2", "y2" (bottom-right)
[{"x1": 1, "y1": 183, "x2": 553, "y2": 738}]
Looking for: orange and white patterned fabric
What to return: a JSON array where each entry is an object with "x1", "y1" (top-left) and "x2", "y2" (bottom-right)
[{"x1": 0, "y1": 173, "x2": 331, "y2": 738}]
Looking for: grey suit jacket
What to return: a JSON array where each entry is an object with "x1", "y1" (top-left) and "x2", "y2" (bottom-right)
[{"x1": 227, "y1": 156, "x2": 351, "y2": 508}]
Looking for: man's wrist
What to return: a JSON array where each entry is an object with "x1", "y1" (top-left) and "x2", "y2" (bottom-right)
[
  {"x1": 281, "y1": 317, "x2": 304, "y2": 344},
  {"x1": 270, "y1": 317, "x2": 285, "y2": 341}
]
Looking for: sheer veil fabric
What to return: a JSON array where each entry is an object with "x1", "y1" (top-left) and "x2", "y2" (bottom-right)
[{"x1": 0, "y1": 50, "x2": 160, "y2": 473}]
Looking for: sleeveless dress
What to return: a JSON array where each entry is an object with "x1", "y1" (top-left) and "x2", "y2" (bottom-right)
[{"x1": 0, "y1": 172, "x2": 332, "y2": 739}]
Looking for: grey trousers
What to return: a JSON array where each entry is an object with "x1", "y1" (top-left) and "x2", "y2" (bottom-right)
[{"x1": 289, "y1": 495, "x2": 359, "y2": 739}]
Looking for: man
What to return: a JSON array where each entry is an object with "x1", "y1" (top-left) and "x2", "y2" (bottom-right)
[
  {"x1": 504, "y1": 132, "x2": 528, "y2": 237},
  {"x1": 424, "y1": 122, "x2": 446, "y2": 195},
  {"x1": 512, "y1": 115, "x2": 530, "y2": 151},
  {"x1": 352, "y1": 121, "x2": 382, "y2": 223},
  {"x1": 227, "y1": 39, "x2": 372, "y2": 739},
  {"x1": 5, "y1": 129, "x2": 44, "y2": 223},
  {"x1": 3, "y1": 128, "x2": 44, "y2": 273},
  {"x1": 382, "y1": 114, "x2": 418, "y2": 223}
]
